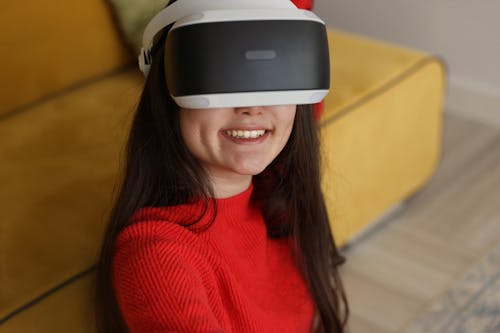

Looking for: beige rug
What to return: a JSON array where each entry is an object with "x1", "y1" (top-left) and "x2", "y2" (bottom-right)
[{"x1": 403, "y1": 243, "x2": 500, "y2": 333}]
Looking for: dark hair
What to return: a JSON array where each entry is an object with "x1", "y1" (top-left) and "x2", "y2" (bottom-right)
[{"x1": 94, "y1": 3, "x2": 349, "y2": 332}]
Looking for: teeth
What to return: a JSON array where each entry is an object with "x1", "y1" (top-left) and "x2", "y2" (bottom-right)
[{"x1": 225, "y1": 129, "x2": 266, "y2": 139}]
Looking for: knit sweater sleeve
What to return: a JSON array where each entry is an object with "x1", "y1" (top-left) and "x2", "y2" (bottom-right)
[{"x1": 112, "y1": 235, "x2": 225, "y2": 333}]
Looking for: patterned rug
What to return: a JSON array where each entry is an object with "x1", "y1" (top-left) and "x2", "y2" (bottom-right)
[{"x1": 403, "y1": 243, "x2": 500, "y2": 333}]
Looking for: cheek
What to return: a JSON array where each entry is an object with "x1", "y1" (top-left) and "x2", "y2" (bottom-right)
[
  {"x1": 279, "y1": 108, "x2": 296, "y2": 140},
  {"x1": 181, "y1": 126, "x2": 197, "y2": 151},
  {"x1": 179, "y1": 115, "x2": 192, "y2": 145},
  {"x1": 179, "y1": 113, "x2": 220, "y2": 164},
  {"x1": 179, "y1": 112, "x2": 203, "y2": 158}
]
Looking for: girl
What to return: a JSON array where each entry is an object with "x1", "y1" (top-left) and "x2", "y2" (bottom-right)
[{"x1": 95, "y1": 0, "x2": 349, "y2": 332}]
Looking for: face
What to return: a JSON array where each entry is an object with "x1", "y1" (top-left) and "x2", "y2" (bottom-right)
[{"x1": 179, "y1": 105, "x2": 296, "y2": 188}]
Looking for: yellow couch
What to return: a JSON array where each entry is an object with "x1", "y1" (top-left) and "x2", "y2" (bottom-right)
[{"x1": 0, "y1": 0, "x2": 446, "y2": 331}]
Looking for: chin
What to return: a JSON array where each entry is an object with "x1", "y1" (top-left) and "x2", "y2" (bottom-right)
[{"x1": 234, "y1": 164, "x2": 269, "y2": 176}]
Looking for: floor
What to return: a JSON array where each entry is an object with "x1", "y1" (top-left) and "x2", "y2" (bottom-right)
[{"x1": 339, "y1": 109, "x2": 500, "y2": 333}]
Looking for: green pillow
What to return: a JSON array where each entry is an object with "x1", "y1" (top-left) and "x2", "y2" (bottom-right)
[{"x1": 107, "y1": 0, "x2": 169, "y2": 54}]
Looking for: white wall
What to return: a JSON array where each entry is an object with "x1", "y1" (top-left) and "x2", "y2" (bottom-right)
[{"x1": 314, "y1": 0, "x2": 500, "y2": 124}]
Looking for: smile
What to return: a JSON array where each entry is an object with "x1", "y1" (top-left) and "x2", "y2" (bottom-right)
[{"x1": 224, "y1": 129, "x2": 267, "y2": 139}]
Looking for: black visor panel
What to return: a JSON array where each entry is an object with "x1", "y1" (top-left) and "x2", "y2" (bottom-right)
[{"x1": 165, "y1": 20, "x2": 330, "y2": 96}]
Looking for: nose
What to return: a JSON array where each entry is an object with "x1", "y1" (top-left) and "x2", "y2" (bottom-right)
[{"x1": 234, "y1": 106, "x2": 264, "y2": 116}]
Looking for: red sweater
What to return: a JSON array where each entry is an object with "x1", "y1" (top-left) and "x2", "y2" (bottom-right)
[{"x1": 112, "y1": 183, "x2": 316, "y2": 333}]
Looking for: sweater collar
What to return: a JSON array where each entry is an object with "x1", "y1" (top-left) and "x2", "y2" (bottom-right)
[{"x1": 129, "y1": 182, "x2": 255, "y2": 230}]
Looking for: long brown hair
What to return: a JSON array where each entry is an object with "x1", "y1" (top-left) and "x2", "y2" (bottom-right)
[{"x1": 94, "y1": 2, "x2": 349, "y2": 332}]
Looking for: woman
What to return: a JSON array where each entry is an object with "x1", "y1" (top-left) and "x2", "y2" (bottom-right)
[{"x1": 95, "y1": 0, "x2": 349, "y2": 332}]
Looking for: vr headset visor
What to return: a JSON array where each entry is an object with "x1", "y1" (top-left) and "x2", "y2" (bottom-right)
[{"x1": 139, "y1": 0, "x2": 330, "y2": 109}]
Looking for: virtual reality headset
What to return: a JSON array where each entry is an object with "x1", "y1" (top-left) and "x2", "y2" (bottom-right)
[{"x1": 139, "y1": 0, "x2": 330, "y2": 109}]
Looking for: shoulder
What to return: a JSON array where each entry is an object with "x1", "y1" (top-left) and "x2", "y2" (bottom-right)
[
  {"x1": 112, "y1": 220, "x2": 215, "y2": 304},
  {"x1": 111, "y1": 221, "x2": 224, "y2": 332},
  {"x1": 113, "y1": 219, "x2": 211, "y2": 271},
  {"x1": 117, "y1": 202, "x2": 210, "y2": 246},
  {"x1": 116, "y1": 219, "x2": 196, "y2": 246}
]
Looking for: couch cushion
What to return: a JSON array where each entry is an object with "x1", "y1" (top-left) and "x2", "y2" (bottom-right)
[
  {"x1": 0, "y1": 271, "x2": 97, "y2": 333},
  {"x1": 0, "y1": 68, "x2": 142, "y2": 322},
  {"x1": 324, "y1": 29, "x2": 437, "y2": 115},
  {"x1": 321, "y1": 29, "x2": 447, "y2": 246},
  {"x1": 0, "y1": 0, "x2": 134, "y2": 117}
]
